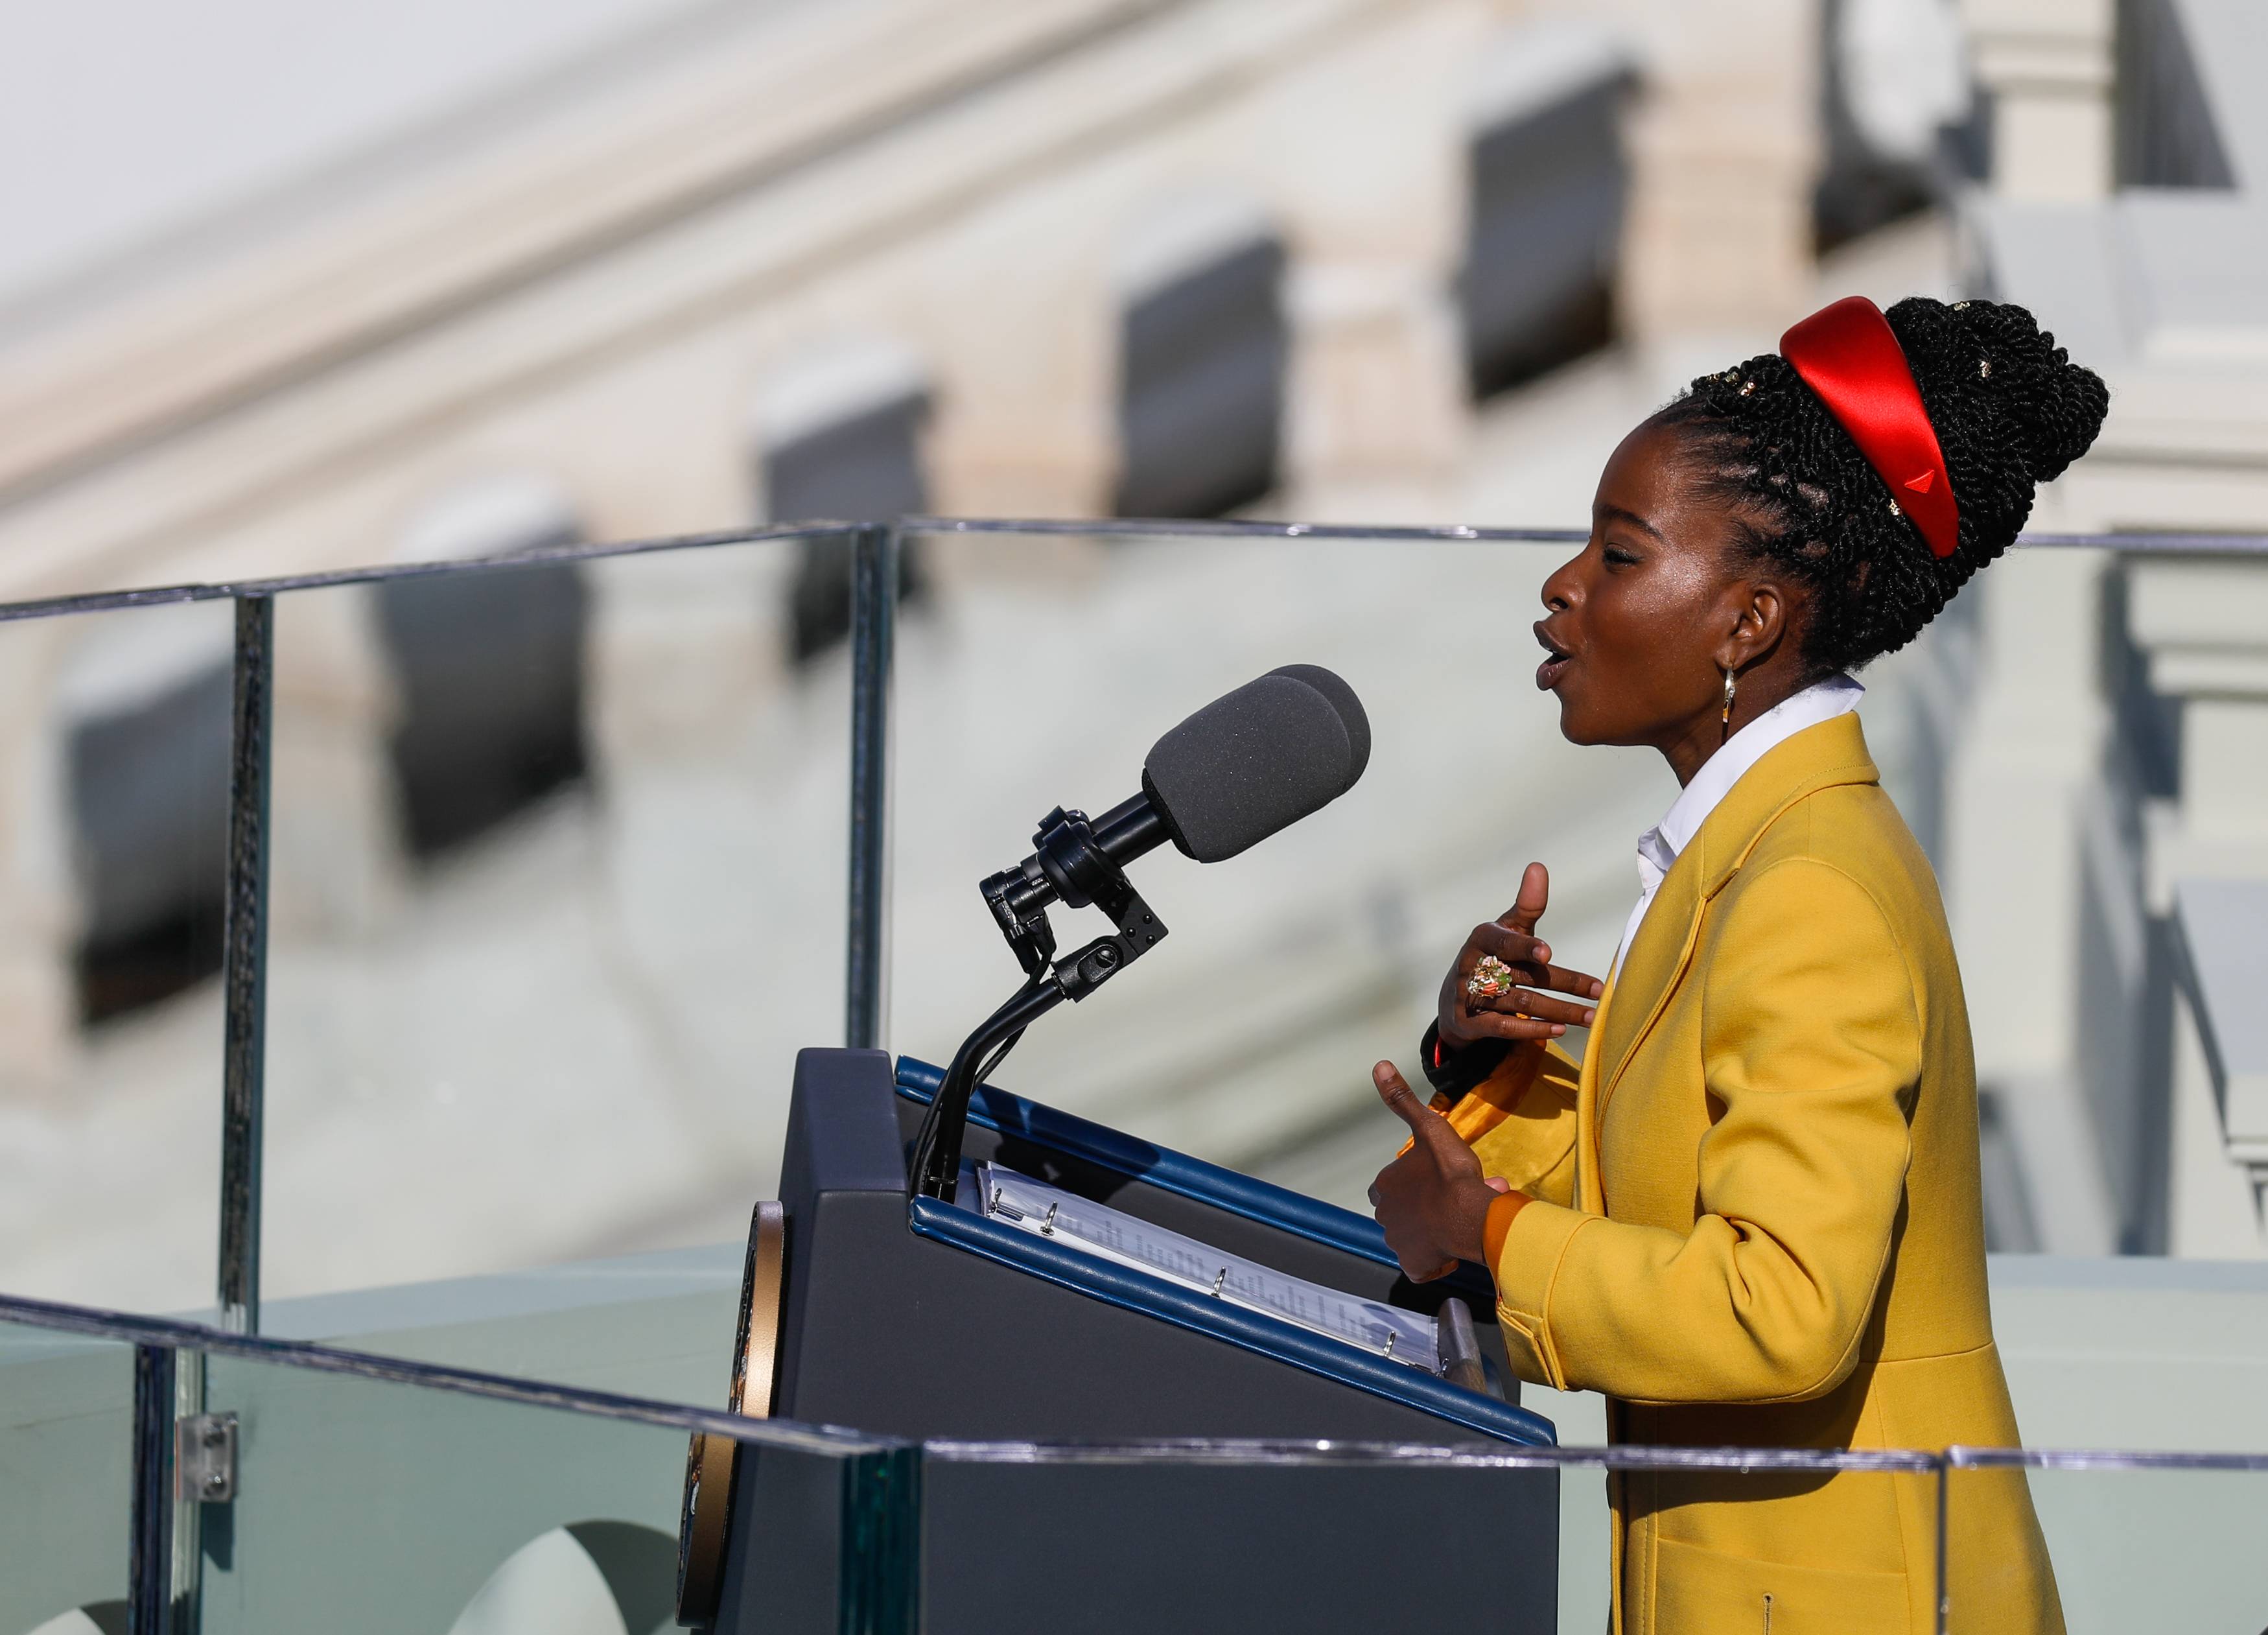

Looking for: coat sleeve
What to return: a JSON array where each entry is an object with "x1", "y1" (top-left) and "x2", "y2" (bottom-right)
[{"x1": 1488, "y1": 858, "x2": 1920, "y2": 1405}]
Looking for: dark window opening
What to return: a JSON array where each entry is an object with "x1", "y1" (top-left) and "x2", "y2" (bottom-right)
[
  {"x1": 1814, "y1": 145, "x2": 1938, "y2": 257},
  {"x1": 68, "y1": 650, "x2": 231, "y2": 1025},
  {"x1": 2115, "y1": 0, "x2": 2235, "y2": 189},
  {"x1": 764, "y1": 391, "x2": 931, "y2": 663},
  {"x1": 76, "y1": 908, "x2": 225, "y2": 1026},
  {"x1": 1814, "y1": 0, "x2": 1988, "y2": 251},
  {"x1": 1460, "y1": 65, "x2": 1631, "y2": 398},
  {"x1": 1816, "y1": 0, "x2": 1932, "y2": 250},
  {"x1": 1114, "y1": 234, "x2": 1287, "y2": 519},
  {"x1": 375, "y1": 556, "x2": 591, "y2": 858},
  {"x1": 2100, "y1": 563, "x2": 2184, "y2": 801},
  {"x1": 1939, "y1": 84, "x2": 1994, "y2": 189}
]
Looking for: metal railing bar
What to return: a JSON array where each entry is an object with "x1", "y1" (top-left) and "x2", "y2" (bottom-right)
[
  {"x1": 922, "y1": 1438, "x2": 1942, "y2": 1474},
  {"x1": 1945, "y1": 1444, "x2": 2268, "y2": 1472},
  {"x1": 2017, "y1": 530, "x2": 2268, "y2": 552},
  {"x1": 128, "y1": 1344, "x2": 175, "y2": 1635},
  {"x1": 903, "y1": 517, "x2": 1592, "y2": 543},
  {"x1": 845, "y1": 522, "x2": 898, "y2": 1051},
  {"x1": 2, "y1": 519, "x2": 2262, "y2": 631},
  {"x1": 0, "y1": 1288, "x2": 900, "y2": 1456},
  {"x1": 929, "y1": 1437, "x2": 2268, "y2": 1474},
  {"x1": 0, "y1": 521, "x2": 861, "y2": 626},
  {"x1": 216, "y1": 595, "x2": 273, "y2": 1337},
  {"x1": 901, "y1": 516, "x2": 2268, "y2": 553}
]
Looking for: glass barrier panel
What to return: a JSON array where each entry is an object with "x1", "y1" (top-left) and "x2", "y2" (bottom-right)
[
  {"x1": 0, "y1": 1318, "x2": 135, "y2": 1634},
  {"x1": 1952, "y1": 1459, "x2": 2268, "y2": 1635},
  {"x1": 887, "y1": 525, "x2": 1965, "y2": 1210},
  {"x1": 196, "y1": 1347, "x2": 911, "y2": 1635},
  {"x1": 0, "y1": 600, "x2": 231, "y2": 1313},
  {"x1": 258, "y1": 534, "x2": 852, "y2": 1316}
]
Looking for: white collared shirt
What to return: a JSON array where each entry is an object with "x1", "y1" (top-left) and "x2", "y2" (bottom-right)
[{"x1": 1607, "y1": 674, "x2": 1865, "y2": 977}]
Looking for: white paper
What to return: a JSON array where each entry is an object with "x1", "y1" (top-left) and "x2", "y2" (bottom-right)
[{"x1": 976, "y1": 1162, "x2": 1440, "y2": 1372}]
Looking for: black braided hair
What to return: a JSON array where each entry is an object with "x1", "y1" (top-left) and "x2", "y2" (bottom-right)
[{"x1": 1653, "y1": 296, "x2": 2110, "y2": 674}]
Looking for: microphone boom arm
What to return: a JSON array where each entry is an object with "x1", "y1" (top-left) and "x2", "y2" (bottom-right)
[{"x1": 907, "y1": 803, "x2": 1170, "y2": 1201}]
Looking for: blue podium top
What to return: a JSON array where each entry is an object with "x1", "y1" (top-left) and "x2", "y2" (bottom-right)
[{"x1": 896, "y1": 1055, "x2": 1556, "y2": 1448}]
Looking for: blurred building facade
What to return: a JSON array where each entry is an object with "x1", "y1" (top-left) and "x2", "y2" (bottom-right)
[
  {"x1": 0, "y1": 0, "x2": 1783, "y2": 1087},
  {"x1": 1956, "y1": 0, "x2": 2268, "y2": 1257},
  {"x1": 0, "y1": 0, "x2": 2261, "y2": 1308}
]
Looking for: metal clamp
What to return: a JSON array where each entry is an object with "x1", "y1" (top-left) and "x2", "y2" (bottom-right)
[{"x1": 176, "y1": 1413, "x2": 239, "y2": 1504}]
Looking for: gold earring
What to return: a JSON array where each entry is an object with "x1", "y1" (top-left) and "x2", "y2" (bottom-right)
[{"x1": 1721, "y1": 666, "x2": 1737, "y2": 729}]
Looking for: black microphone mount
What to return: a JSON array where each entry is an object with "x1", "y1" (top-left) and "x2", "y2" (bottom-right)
[
  {"x1": 981, "y1": 794, "x2": 1168, "y2": 989},
  {"x1": 906, "y1": 661, "x2": 1370, "y2": 1203},
  {"x1": 908, "y1": 797, "x2": 1171, "y2": 1201}
]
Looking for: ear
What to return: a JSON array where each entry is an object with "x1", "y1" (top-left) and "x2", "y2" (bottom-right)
[{"x1": 1711, "y1": 574, "x2": 1795, "y2": 675}]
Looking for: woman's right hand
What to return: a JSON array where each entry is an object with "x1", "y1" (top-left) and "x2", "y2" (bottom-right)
[{"x1": 1438, "y1": 862, "x2": 1604, "y2": 1051}]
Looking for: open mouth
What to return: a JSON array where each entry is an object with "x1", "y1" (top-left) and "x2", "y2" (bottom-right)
[{"x1": 1534, "y1": 622, "x2": 1573, "y2": 690}]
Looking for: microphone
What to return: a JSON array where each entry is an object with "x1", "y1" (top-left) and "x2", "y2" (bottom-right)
[
  {"x1": 991, "y1": 664, "x2": 1371, "y2": 921},
  {"x1": 1144, "y1": 661, "x2": 1372, "y2": 861},
  {"x1": 914, "y1": 664, "x2": 1370, "y2": 1200}
]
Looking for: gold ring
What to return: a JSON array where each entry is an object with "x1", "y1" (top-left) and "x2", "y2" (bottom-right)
[{"x1": 1466, "y1": 954, "x2": 1517, "y2": 1000}]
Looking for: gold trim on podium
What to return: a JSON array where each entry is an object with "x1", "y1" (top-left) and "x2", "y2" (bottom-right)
[{"x1": 677, "y1": 1199, "x2": 786, "y2": 1627}]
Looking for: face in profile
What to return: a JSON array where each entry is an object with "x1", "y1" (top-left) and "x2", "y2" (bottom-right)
[{"x1": 1534, "y1": 419, "x2": 1794, "y2": 757}]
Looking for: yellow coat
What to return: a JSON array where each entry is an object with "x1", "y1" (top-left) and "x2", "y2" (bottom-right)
[{"x1": 1447, "y1": 713, "x2": 2062, "y2": 1635}]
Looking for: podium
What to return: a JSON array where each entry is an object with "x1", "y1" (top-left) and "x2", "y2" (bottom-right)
[{"x1": 688, "y1": 1047, "x2": 1561, "y2": 1632}]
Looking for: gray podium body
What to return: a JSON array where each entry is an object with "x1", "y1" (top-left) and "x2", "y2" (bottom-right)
[{"x1": 712, "y1": 1048, "x2": 1559, "y2": 1633}]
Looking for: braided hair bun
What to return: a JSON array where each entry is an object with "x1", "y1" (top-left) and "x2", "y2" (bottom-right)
[{"x1": 1656, "y1": 296, "x2": 2110, "y2": 672}]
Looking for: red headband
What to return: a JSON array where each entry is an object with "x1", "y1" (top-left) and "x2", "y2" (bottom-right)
[{"x1": 1779, "y1": 296, "x2": 1959, "y2": 559}]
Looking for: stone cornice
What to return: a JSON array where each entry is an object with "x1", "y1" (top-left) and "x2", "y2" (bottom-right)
[
  {"x1": 0, "y1": 0, "x2": 1184, "y2": 503},
  {"x1": 0, "y1": 0, "x2": 1397, "y2": 598}
]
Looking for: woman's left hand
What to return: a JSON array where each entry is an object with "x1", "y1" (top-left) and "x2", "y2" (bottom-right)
[{"x1": 1366, "y1": 1061, "x2": 1520, "y2": 1281}]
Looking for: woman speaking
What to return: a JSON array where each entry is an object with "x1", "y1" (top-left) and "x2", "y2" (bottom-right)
[{"x1": 1367, "y1": 294, "x2": 2106, "y2": 1634}]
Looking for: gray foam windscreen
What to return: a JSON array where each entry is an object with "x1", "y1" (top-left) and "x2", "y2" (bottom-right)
[{"x1": 1141, "y1": 665, "x2": 1371, "y2": 864}]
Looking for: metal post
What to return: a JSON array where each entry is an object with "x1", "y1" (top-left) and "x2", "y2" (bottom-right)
[
  {"x1": 845, "y1": 525, "x2": 899, "y2": 1051},
  {"x1": 216, "y1": 595, "x2": 274, "y2": 1335},
  {"x1": 837, "y1": 1443, "x2": 920, "y2": 1635},
  {"x1": 128, "y1": 1344, "x2": 177, "y2": 1635},
  {"x1": 1934, "y1": 1456, "x2": 1950, "y2": 1635},
  {"x1": 170, "y1": 1350, "x2": 207, "y2": 1634}
]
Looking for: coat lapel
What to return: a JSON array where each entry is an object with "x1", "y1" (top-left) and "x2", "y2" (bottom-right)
[
  {"x1": 1591, "y1": 858, "x2": 1704, "y2": 1116},
  {"x1": 1572, "y1": 968, "x2": 1609, "y2": 1214},
  {"x1": 1585, "y1": 714, "x2": 1884, "y2": 1136}
]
